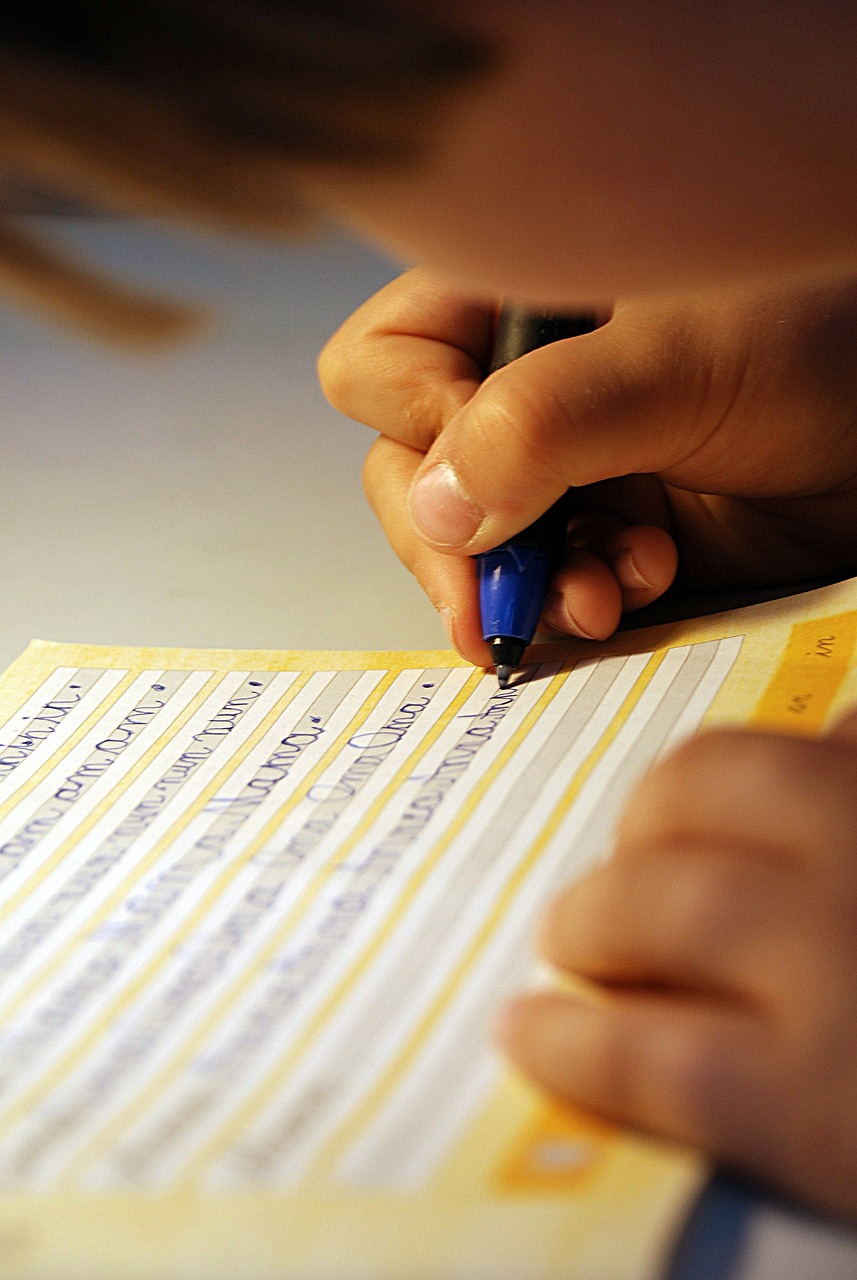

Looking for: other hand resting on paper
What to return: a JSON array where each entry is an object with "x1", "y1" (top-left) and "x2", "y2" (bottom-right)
[
  {"x1": 496, "y1": 709, "x2": 857, "y2": 1221},
  {"x1": 319, "y1": 267, "x2": 857, "y2": 664}
]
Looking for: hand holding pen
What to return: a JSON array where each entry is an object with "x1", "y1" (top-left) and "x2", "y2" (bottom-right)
[{"x1": 319, "y1": 267, "x2": 681, "y2": 666}]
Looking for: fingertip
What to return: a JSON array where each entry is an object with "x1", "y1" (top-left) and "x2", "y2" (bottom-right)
[
  {"x1": 492, "y1": 993, "x2": 528, "y2": 1050},
  {"x1": 607, "y1": 525, "x2": 678, "y2": 610},
  {"x1": 492, "y1": 991, "x2": 558, "y2": 1060},
  {"x1": 437, "y1": 603, "x2": 493, "y2": 667},
  {"x1": 493, "y1": 990, "x2": 595, "y2": 1101},
  {"x1": 412, "y1": 547, "x2": 491, "y2": 665},
  {"x1": 541, "y1": 551, "x2": 623, "y2": 640},
  {"x1": 542, "y1": 590, "x2": 621, "y2": 641}
]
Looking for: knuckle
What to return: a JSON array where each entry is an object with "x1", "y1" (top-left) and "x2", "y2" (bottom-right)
[
  {"x1": 491, "y1": 379, "x2": 568, "y2": 475},
  {"x1": 399, "y1": 381, "x2": 449, "y2": 450},
  {"x1": 464, "y1": 381, "x2": 567, "y2": 516}
]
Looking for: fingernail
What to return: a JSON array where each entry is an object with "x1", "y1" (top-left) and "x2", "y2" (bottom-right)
[
  {"x1": 544, "y1": 591, "x2": 597, "y2": 641},
  {"x1": 409, "y1": 463, "x2": 483, "y2": 547},
  {"x1": 613, "y1": 547, "x2": 654, "y2": 589}
]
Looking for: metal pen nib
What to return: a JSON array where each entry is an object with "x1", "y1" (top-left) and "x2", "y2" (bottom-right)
[{"x1": 489, "y1": 636, "x2": 526, "y2": 689}]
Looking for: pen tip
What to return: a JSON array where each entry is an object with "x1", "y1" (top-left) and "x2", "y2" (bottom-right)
[{"x1": 488, "y1": 637, "x2": 526, "y2": 689}]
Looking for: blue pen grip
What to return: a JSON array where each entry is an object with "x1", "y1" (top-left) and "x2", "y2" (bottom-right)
[{"x1": 477, "y1": 542, "x2": 551, "y2": 644}]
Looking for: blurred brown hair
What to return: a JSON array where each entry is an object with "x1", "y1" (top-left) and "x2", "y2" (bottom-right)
[{"x1": 0, "y1": 1, "x2": 490, "y2": 343}]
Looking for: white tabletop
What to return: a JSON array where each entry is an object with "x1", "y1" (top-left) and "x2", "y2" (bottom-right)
[
  {"x1": 0, "y1": 217, "x2": 445, "y2": 669},
  {"x1": 1, "y1": 218, "x2": 855, "y2": 1280}
]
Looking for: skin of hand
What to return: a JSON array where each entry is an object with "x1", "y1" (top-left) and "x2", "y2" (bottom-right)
[
  {"x1": 319, "y1": 267, "x2": 857, "y2": 664},
  {"x1": 302, "y1": 2, "x2": 857, "y2": 303},
  {"x1": 494, "y1": 707, "x2": 857, "y2": 1221}
]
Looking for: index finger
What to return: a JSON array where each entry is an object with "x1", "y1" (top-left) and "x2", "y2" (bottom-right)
[{"x1": 318, "y1": 266, "x2": 495, "y2": 451}]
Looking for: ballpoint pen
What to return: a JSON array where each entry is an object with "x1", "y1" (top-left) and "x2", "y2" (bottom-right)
[{"x1": 477, "y1": 307, "x2": 597, "y2": 687}]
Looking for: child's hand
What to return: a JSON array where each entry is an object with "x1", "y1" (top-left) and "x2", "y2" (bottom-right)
[
  {"x1": 496, "y1": 710, "x2": 857, "y2": 1220},
  {"x1": 319, "y1": 268, "x2": 857, "y2": 664}
]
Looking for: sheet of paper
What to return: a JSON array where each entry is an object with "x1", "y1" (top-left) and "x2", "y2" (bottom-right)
[{"x1": 0, "y1": 577, "x2": 855, "y2": 1280}]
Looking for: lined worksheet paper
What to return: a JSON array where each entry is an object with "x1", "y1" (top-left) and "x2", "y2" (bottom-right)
[
  {"x1": 0, "y1": 581, "x2": 853, "y2": 1280},
  {"x1": 0, "y1": 641, "x2": 738, "y2": 1194}
]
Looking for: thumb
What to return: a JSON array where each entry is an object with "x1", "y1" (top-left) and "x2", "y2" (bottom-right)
[{"x1": 406, "y1": 302, "x2": 704, "y2": 553}]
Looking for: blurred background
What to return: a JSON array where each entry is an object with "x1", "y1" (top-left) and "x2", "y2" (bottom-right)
[{"x1": 0, "y1": 209, "x2": 446, "y2": 668}]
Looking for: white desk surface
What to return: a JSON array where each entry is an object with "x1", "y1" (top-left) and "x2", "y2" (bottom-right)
[
  {"x1": 0, "y1": 217, "x2": 445, "y2": 670},
  {"x1": 1, "y1": 218, "x2": 856, "y2": 1280}
]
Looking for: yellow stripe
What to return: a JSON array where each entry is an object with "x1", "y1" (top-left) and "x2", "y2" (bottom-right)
[
  {"x1": 310, "y1": 650, "x2": 667, "y2": 1179},
  {"x1": 0, "y1": 670, "x2": 138, "y2": 824},
  {"x1": 0, "y1": 672, "x2": 218, "y2": 924},
  {"x1": 61, "y1": 667, "x2": 471, "y2": 1183},
  {"x1": 121, "y1": 668, "x2": 481, "y2": 1186},
  {"x1": 494, "y1": 1101, "x2": 617, "y2": 1193},
  {"x1": 752, "y1": 612, "x2": 857, "y2": 733},
  {"x1": 173, "y1": 668, "x2": 566, "y2": 1184},
  {"x1": 0, "y1": 671, "x2": 318, "y2": 1127},
  {"x1": 0, "y1": 672, "x2": 233, "y2": 1017}
]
